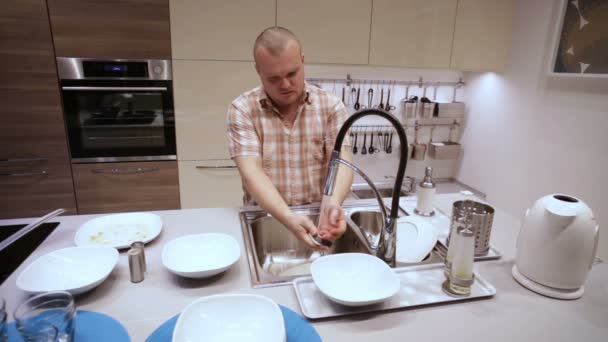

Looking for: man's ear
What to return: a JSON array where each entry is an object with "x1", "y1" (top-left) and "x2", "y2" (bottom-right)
[{"x1": 301, "y1": 53, "x2": 305, "y2": 64}]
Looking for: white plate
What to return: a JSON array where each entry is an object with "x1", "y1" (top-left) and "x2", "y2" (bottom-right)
[
  {"x1": 17, "y1": 246, "x2": 118, "y2": 295},
  {"x1": 173, "y1": 294, "x2": 285, "y2": 342},
  {"x1": 311, "y1": 253, "x2": 400, "y2": 306},
  {"x1": 162, "y1": 233, "x2": 240, "y2": 278},
  {"x1": 74, "y1": 212, "x2": 162, "y2": 249},
  {"x1": 396, "y1": 216, "x2": 439, "y2": 263}
]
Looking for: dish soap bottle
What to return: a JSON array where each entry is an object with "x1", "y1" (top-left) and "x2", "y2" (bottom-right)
[{"x1": 415, "y1": 167, "x2": 436, "y2": 216}]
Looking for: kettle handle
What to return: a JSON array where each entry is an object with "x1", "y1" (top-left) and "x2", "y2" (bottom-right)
[{"x1": 588, "y1": 224, "x2": 600, "y2": 270}]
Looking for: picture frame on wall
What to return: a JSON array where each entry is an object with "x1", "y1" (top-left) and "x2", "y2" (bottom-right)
[{"x1": 548, "y1": 0, "x2": 608, "y2": 78}]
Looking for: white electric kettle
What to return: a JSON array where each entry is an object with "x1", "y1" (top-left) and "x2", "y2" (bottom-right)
[{"x1": 512, "y1": 194, "x2": 599, "y2": 299}]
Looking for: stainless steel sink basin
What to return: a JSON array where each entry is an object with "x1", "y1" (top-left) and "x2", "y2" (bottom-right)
[
  {"x1": 352, "y1": 187, "x2": 408, "y2": 199},
  {"x1": 240, "y1": 203, "x2": 444, "y2": 288}
]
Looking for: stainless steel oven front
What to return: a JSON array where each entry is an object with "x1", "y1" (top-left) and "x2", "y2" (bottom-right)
[{"x1": 57, "y1": 57, "x2": 176, "y2": 163}]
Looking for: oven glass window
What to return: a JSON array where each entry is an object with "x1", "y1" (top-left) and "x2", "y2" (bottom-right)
[{"x1": 63, "y1": 86, "x2": 176, "y2": 161}]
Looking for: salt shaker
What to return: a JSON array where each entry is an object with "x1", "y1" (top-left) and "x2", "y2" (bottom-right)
[
  {"x1": 128, "y1": 247, "x2": 145, "y2": 283},
  {"x1": 415, "y1": 167, "x2": 436, "y2": 216},
  {"x1": 131, "y1": 241, "x2": 147, "y2": 273}
]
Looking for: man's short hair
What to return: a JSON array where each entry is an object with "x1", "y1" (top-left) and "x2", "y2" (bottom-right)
[{"x1": 253, "y1": 26, "x2": 301, "y2": 61}]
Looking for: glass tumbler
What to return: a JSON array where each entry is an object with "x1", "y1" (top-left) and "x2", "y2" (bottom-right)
[
  {"x1": 14, "y1": 291, "x2": 75, "y2": 342},
  {"x1": 1, "y1": 297, "x2": 7, "y2": 342}
]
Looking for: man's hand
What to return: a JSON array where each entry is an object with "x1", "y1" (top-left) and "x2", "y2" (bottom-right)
[
  {"x1": 285, "y1": 213, "x2": 329, "y2": 250},
  {"x1": 317, "y1": 196, "x2": 347, "y2": 241}
]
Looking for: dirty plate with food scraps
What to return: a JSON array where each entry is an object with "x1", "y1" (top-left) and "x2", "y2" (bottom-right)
[{"x1": 74, "y1": 213, "x2": 163, "y2": 249}]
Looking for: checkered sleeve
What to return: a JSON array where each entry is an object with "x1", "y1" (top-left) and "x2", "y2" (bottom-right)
[{"x1": 226, "y1": 102, "x2": 261, "y2": 158}]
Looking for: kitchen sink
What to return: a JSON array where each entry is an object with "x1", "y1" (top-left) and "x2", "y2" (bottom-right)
[
  {"x1": 240, "y1": 203, "x2": 444, "y2": 288},
  {"x1": 350, "y1": 178, "x2": 415, "y2": 200}
]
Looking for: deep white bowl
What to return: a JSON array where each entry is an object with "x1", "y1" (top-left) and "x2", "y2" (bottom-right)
[
  {"x1": 172, "y1": 294, "x2": 285, "y2": 342},
  {"x1": 16, "y1": 246, "x2": 119, "y2": 295},
  {"x1": 162, "y1": 233, "x2": 240, "y2": 278},
  {"x1": 311, "y1": 253, "x2": 400, "y2": 306}
]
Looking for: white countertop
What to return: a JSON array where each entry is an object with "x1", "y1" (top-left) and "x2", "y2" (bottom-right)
[{"x1": 1, "y1": 193, "x2": 607, "y2": 341}]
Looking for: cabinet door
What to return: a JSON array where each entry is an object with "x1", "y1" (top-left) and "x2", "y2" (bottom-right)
[
  {"x1": 170, "y1": 0, "x2": 275, "y2": 60},
  {"x1": 450, "y1": 0, "x2": 514, "y2": 71},
  {"x1": 277, "y1": 0, "x2": 372, "y2": 64},
  {"x1": 178, "y1": 160, "x2": 243, "y2": 208},
  {"x1": 72, "y1": 161, "x2": 180, "y2": 214},
  {"x1": 0, "y1": 0, "x2": 77, "y2": 219},
  {"x1": 369, "y1": 0, "x2": 457, "y2": 68},
  {"x1": 173, "y1": 60, "x2": 259, "y2": 161},
  {"x1": 47, "y1": 0, "x2": 171, "y2": 59}
]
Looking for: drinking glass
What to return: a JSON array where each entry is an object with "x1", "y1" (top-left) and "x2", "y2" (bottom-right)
[
  {"x1": 14, "y1": 291, "x2": 75, "y2": 342},
  {"x1": 1, "y1": 297, "x2": 7, "y2": 342}
]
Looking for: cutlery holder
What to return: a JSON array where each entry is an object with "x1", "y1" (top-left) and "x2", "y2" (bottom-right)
[{"x1": 429, "y1": 142, "x2": 461, "y2": 160}]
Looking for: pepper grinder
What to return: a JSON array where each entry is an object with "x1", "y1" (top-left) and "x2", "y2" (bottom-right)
[{"x1": 415, "y1": 167, "x2": 436, "y2": 216}]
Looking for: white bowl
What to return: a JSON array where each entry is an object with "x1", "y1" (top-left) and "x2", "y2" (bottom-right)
[
  {"x1": 173, "y1": 294, "x2": 285, "y2": 342},
  {"x1": 17, "y1": 246, "x2": 119, "y2": 295},
  {"x1": 74, "y1": 212, "x2": 163, "y2": 249},
  {"x1": 311, "y1": 253, "x2": 400, "y2": 306},
  {"x1": 396, "y1": 216, "x2": 438, "y2": 263},
  {"x1": 162, "y1": 233, "x2": 240, "y2": 278}
]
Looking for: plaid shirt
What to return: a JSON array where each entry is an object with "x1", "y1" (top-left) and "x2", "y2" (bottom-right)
[{"x1": 227, "y1": 82, "x2": 349, "y2": 206}]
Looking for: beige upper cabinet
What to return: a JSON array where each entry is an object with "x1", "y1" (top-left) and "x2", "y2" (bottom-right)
[
  {"x1": 277, "y1": 0, "x2": 372, "y2": 64},
  {"x1": 369, "y1": 0, "x2": 457, "y2": 68},
  {"x1": 450, "y1": 0, "x2": 514, "y2": 71},
  {"x1": 170, "y1": 0, "x2": 276, "y2": 60},
  {"x1": 173, "y1": 60, "x2": 260, "y2": 161}
]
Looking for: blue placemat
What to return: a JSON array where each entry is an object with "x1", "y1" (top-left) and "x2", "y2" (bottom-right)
[
  {"x1": 5, "y1": 310, "x2": 130, "y2": 342},
  {"x1": 146, "y1": 305, "x2": 321, "y2": 342}
]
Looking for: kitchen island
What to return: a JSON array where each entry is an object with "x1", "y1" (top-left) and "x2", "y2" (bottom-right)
[{"x1": 1, "y1": 193, "x2": 606, "y2": 341}]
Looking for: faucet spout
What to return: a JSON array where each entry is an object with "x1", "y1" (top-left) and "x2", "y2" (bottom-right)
[{"x1": 324, "y1": 109, "x2": 408, "y2": 267}]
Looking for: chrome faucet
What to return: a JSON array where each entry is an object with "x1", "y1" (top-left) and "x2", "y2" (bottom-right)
[{"x1": 324, "y1": 109, "x2": 408, "y2": 267}]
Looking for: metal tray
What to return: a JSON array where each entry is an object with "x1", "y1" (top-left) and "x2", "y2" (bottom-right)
[{"x1": 292, "y1": 263, "x2": 496, "y2": 320}]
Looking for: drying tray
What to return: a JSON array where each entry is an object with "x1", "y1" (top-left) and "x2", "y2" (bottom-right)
[{"x1": 293, "y1": 263, "x2": 496, "y2": 320}]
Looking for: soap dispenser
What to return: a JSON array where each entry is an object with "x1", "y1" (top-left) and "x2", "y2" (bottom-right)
[{"x1": 415, "y1": 167, "x2": 436, "y2": 216}]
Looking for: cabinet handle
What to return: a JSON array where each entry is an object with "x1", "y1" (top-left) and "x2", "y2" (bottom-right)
[
  {"x1": 62, "y1": 86, "x2": 168, "y2": 91},
  {"x1": 92, "y1": 166, "x2": 160, "y2": 174},
  {"x1": 87, "y1": 135, "x2": 163, "y2": 140},
  {"x1": 195, "y1": 165, "x2": 237, "y2": 170},
  {"x1": 0, "y1": 157, "x2": 48, "y2": 163},
  {"x1": 0, "y1": 170, "x2": 48, "y2": 177}
]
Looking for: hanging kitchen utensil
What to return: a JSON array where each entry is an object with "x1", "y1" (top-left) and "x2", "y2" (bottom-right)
[
  {"x1": 353, "y1": 131, "x2": 358, "y2": 154},
  {"x1": 387, "y1": 132, "x2": 393, "y2": 154},
  {"x1": 354, "y1": 87, "x2": 361, "y2": 110},
  {"x1": 368, "y1": 130, "x2": 375, "y2": 154},
  {"x1": 384, "y1": 81, "x2": 396, "y2": 112},
  {"x1": 342, "y1": 86, "x2": 345, "y2": 104},
  {"x1": 361, "y1": 131, "x2": 367, "y2": 155},
  {"x1": 374, "y1": 127, "x2": 381, "y2": 153},
  {"x1": 367, "y1": 87, "x2": 373, "y2": 109},
  {"x1": 383, "y1": 132, "x2": 389, "y2": 153},
  {"x1": 378, "y1": 85, "x2": 384, "y2": 110}
]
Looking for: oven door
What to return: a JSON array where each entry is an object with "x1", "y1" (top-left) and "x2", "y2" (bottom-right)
[{"x1": 62, "y1": 80, "x2": 176, "y2": 163}]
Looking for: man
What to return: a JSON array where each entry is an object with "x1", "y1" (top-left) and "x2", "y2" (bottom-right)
[{"x1": 226, "y1": 26, "x2": 353, "y2": 250}]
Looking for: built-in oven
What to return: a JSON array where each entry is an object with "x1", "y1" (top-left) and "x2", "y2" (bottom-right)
[{"x1": 57, "y1": 57, "x2": 176, "y2": 163}]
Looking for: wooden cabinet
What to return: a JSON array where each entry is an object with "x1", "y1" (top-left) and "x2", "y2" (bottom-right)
[
  {"x1": 72, "y1": 161, "x2": 180, "y2": 214},
  {"x1": 0, "y1": 0, "x2": 77, "y2": 219},
  {"x1": 450, "y1": 0, "x2": 514, "y2": 71},
  {"x1": 170, "y1": 0, "x2": 275, "y2": 60},
  {"x1": 277, "y1": 0, "x2": 372, "y2": 64},
  {"x1": 47, "y1": 0, "x2": 172, "y2": 59},
  {"x1": 178, "y1": 161, "x2": 243, "y2": 208},
  {"x1": 173, "y1": 60, "x2": 259, "y2": 161},
  {"x1": 369, "y1": 0, "x2": 457, "y2": 68}
]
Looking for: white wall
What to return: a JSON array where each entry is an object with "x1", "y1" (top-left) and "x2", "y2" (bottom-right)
[{"x1": 458, "y1": 0, "x2": 608, "y2": 259}]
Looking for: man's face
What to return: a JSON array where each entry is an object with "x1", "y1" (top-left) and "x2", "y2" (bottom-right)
[{"x1": 255, "y1": 41, "x2": 305, "y2": 109}]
